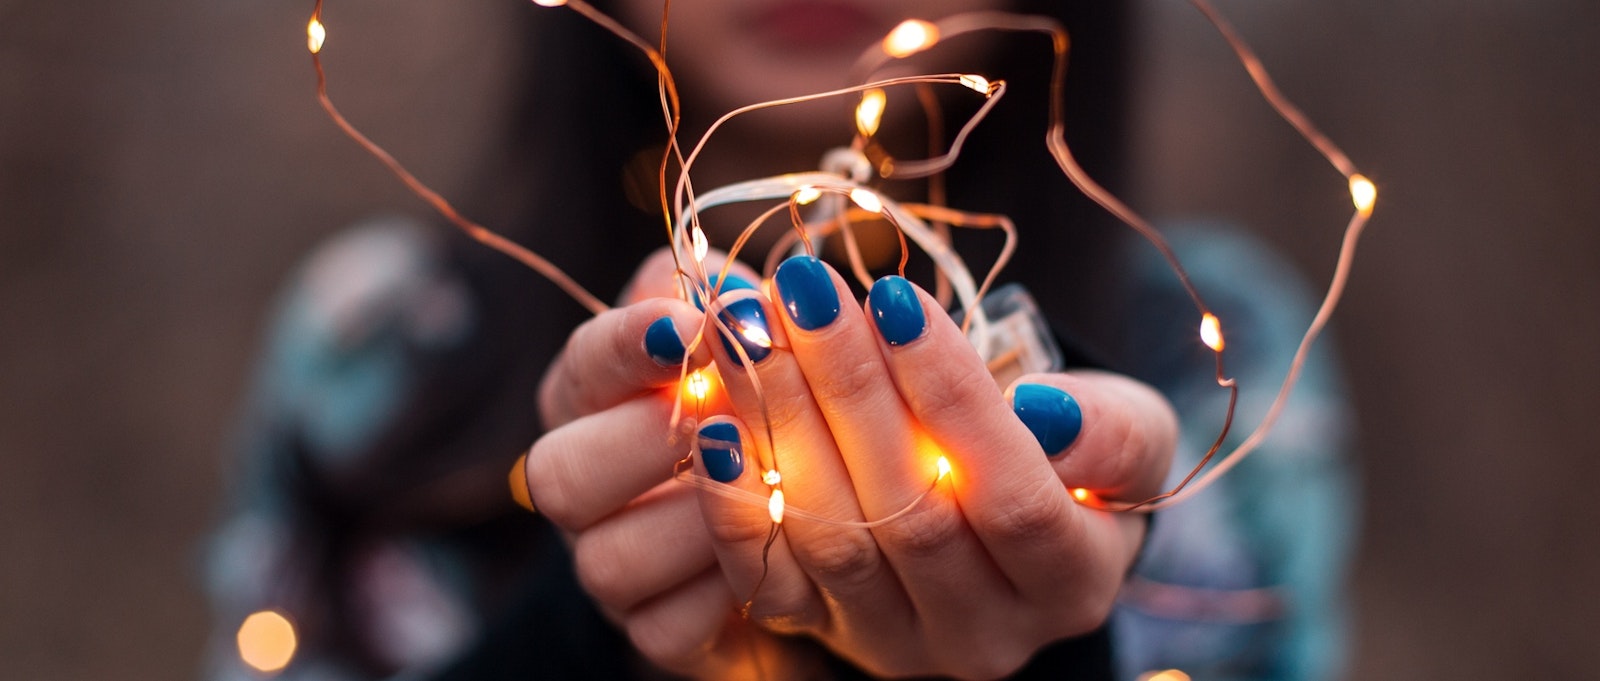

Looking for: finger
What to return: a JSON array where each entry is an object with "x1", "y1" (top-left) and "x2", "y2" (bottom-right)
[
  {"x1": 526, "y1": 395, "x2": 690, "y2": 531},
  {"x1": 1006, "y1": 370, "x2": 1176, "y2": 501},
  {"x1": 770, "y1": 255, "x2": 941, "y2": 519},
  {"x1": 705, "y1": 280, "x2": 938, "y2": 637},
  {"x1": 688, "y1": 416, "x2": 823, "y2": 633},
  {"x1": 768, "y1": 256, "x2": 999, "y2": 639},
  {"x1": 538, "y1": 298, "x2": 710, "y2": 429},
  {"x1": 706, "y1": 285, "x2": 865, "y2": 523},
  {"x1": 620, "y1": 569, "x2": 739, "y2": 675},
  {"x1": 865, "y1": 276, "x2": 1092, "y2": 595},
  {"x1": 571, "y1": 482, "x2": 717, "y2": 612}
]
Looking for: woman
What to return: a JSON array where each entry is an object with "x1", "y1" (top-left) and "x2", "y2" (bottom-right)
[{"x1": 206, "y1": 1, "x2": 1352, "y2": 679}]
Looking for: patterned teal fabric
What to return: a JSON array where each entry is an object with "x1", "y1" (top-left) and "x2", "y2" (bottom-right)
[{"x1": 1112, "y1": 224, "x2": 1355, "y2": 681}]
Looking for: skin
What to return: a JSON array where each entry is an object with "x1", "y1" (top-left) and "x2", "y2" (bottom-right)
[
  {"x1": 529, "y1": 251, "x2": 1176, "y2": 680},
  {"x1": 525, "y1": 1, "x2": 1178, "y2": 678}
]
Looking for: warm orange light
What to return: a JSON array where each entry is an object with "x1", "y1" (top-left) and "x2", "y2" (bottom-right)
[
  {"x1": 531, "y1": 0, "x2": 568, "y2": 6},
  {"x1": 958, "y1": 74, "x2": 992, "y2": 95},
  {"x1": 1136, "y1": 670, "x2": 1191, "y2": 681},
  {"x1": 237, "y1": 610, "x2": 297, "y2": 673},
  {"x1": 1200, "y1": 313, "x2": 1224, "y2": 352},
  {"x1": 936, "y1": 456, "x2": 952, "y2": 481},
  {"x1": 855, "y1": 88, "x2": 886, "y2": 137},
  {"x1": 883, "y1": 19, "x2": 939, "y2": 58},
  {"x1": 685, "y1": 369, "x2": 711, "y2": 401},
  {"x1": 849, "y1": 188, "x2": 883, "y2": 214},
  {"x1": 1349, "y1": 173, "x2": 1377, "y2": 216},
  {"x1": 793, "y1": 186, "x2": 822, "y2": 205},
  {"x1": 306, "y1": 18, "x2": 326, "y2": 54},
  {"x1": 762, "y1": 469, "x2": 782, "y2": 486},
  {"x1": 768, "y1": 489, "x2": 786, "y2": 524}
]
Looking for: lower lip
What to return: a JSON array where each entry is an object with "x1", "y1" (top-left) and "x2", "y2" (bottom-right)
[{"x1": 746, "y1": 1, "x2": 882, "y2": 52}]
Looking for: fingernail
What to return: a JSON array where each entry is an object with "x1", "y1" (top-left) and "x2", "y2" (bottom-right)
[
  {"x1": 692, "y1": 273, "x2": 757, "y2": 312},
  {"x1": 718, "y1": 298, "x2": 772, "y2": 365},
  {"x1": 698, "y1": 422, "x2": 744, "y2": 483},
  {"x1": 775, "y1": 255, "x2": 840, "y2": 331},
  {"x1": 643, "y1": 315, "x2": 686, "y2": 366},
  {"x1": 869, "y1": 276, "x2": 925, "y2": 346},
  {"x1": 1012, "y1": 384, "x2": 1083, "y2": 457}
]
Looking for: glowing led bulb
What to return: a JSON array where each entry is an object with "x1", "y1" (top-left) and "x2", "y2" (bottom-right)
[
  {"x1": 768, "y1": 489, "x2": 786, "y2": 524},
  {"x1": 741, "y1": 324, "x2": 773, "y2": 348},
  {"x1": 936, "y1": 456, "x2": 952, "y2": 480},
  {"x1": 849, "y1": 188, "x2": 883, "y2": 214},
  {"x1": 793, "y1": 186, "x2": 822, "y2": 205},
  {"x1": 685, "y1": 370, "x2": 710, "y2": 401},
  {"x1": 856, "y1": 88, "x2": 886, "y2": 137},
  {"x1": 531, "y1": 0, "x2": 568, "y2": 6},
  {"x1": 883, "y1": 19, "x2": 939, "y2": 58},
  {"x1": 237, "y1": 610, "x2": 297, "y2": 673},
  {"x1": 1200, "y1": 313, "x2": 1224, "y2": 352},
  {"x1": 762, "y1": 469, "x2": 782, "y2": 486},
  {"x1": 1349, "y1": 173, "x2": 1377, "y2": 216},
  {"x1": 1070, "y1": 487, "x2": 1101, "y2": 506},
  {"x1": 958, "y1": 74, "x2": 992, "y2": 95},
  {"x1": 691, "y1": 226, "x2": 709, "y2": 263},
  {"x1": 306, "y1": 18, "x2": 326, "y2": 54}
]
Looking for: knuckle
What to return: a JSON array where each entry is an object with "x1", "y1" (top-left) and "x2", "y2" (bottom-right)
[
  {"x1": 878, "y1": 504, "x2": 965, "y2": 559},
  {"x1": 703, "y1": 509, "x2": 774, "y2": 548},
  {"x1": 791, "y1": 529, "x2": 881, "y2": 585},
  {"x1": 743, "y1": 588, "x2": 820, "y2": 634},
  {"x1": 626, "y1": 612, "x2": 707, "y2": 669},
  {"x1": 972, "y1": 477, "x2": 1070, "y2": 545},
  {"x1": 571, "y1": 534, "x2": 630, "y2": 609},
  {"x1": 808, "y1": 351, "x2": 891, "y2": 406},
  {"x1": 907, "y1": 362, "x2": 995, "y2": 427}
]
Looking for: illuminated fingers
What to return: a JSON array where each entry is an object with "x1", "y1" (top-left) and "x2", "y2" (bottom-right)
[
  {"x1": 686, "y1": 416, "x2": 822, "y2": 633},
  {"x1": 700, "y1": 284, "x2": 925, "y2": 636},
  {"x1": 1007, "y1": 371, "x2": 1177, "y2": 503},
  {"x1": 865, "y1": 278, "x2": 1113, "y2": 604},
  {"x1": 570, "y1": 482, "x2": 717, "y2": 612},
  {"x1": 537, "y1": 298, "x2": 708, "y2": 430},
  {"x1": 526, "y1": 396, "x2": 685, "y2": 531},
  {"x1": 769, "y1": 257, "x2": 1004, "y2": 649}
]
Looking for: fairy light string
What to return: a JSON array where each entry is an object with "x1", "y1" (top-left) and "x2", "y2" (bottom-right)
[{"x1": 302, "y1": 0, "x2": 1376, "y2": 538}]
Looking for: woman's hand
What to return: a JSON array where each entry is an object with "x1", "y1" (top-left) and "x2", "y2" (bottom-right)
[
  {"x1": 527, "y1": 251, "x2": 824, "y2": 679},
  {"x1": 689, "y1": 254, "x2": 1177, "y2": 680}
]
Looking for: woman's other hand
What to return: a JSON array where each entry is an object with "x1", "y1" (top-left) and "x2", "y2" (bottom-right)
[{"x1": 527, "y1": 249, "x2": 821, "y2": 679}]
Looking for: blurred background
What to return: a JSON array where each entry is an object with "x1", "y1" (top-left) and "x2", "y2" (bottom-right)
[{"x1": 1, "y1": 0, "x2": 1595, "y2": 678}]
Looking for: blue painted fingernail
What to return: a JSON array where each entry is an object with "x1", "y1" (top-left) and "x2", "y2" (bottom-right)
[
  {"x1": 868, "y1": 276, "x2": 925, "y2": 346},
  {"x1": 1012, "y1": 384, "x2": 1083, "y2": 457},
  {"x1": 692, "y1": 273, "x2": 757, "y2": 312},
  {"x1": 699, "y1": 422, "x2": 744, "y2": 483},
  {"x1": 775, "y1": 255, "x2": 840, "y2": 331},
  {"x1": 643, "y1": 316, "x2": 686, "y2": 366},
  {"x1": 718, "y1": 298, "x2": 772, "y2": 365}
]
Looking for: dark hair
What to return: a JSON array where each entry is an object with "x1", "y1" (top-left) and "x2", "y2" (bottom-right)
[{"x1": 470, "y1": 0, "x2": 1134, "y2": 364}]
